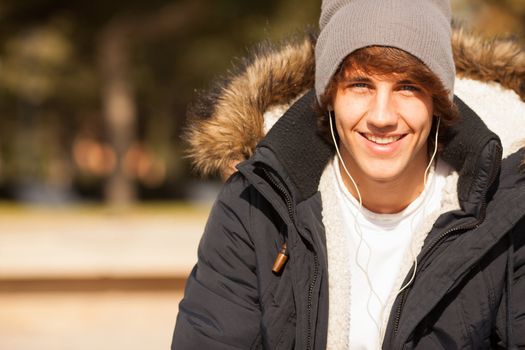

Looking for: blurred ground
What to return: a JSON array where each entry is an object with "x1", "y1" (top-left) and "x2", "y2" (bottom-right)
[
  {"x1": 0, "y1": 203, "x2": 210, "y2": 350},
  {"x1": 0, "y1": 290, "x2": 183, "y2": 350}
]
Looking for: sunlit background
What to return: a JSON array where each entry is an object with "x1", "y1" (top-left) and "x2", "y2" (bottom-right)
[{"x1": 0, "y1": 0, "x2": 523, "y2": 349}]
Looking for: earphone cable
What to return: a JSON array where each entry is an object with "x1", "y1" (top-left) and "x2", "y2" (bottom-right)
[{"x1": 329, "y1": 110, "x2": 440, "y2": 340}]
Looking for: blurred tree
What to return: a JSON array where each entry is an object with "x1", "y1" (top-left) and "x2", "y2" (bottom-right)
[
  {"x1": 97, "y1": 1, "x2": 207, "y2": 205},
  {"x1": 452, "y1": 0, "x2": 525, "y2": 43},
  {"x1": 482, "y1": 0, "x2": 525, "y2": 42},
  {"x1": 0, "y1": 0, "x2": 521, "y2": 205},
  {"x1": 0, "y1": 0, "x2": 314, "y2": 204}
]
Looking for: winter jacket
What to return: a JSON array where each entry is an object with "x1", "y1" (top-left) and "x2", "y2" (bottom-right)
[{"x1": 172, "y1": 30, "x2": 525, "y2": 349}]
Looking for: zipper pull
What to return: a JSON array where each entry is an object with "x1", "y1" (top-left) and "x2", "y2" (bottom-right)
[{"x1": 272, "y1": 243, "x2": 288, "y2": 273}]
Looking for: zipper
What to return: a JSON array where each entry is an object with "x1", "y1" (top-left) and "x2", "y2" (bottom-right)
[
  {"x1": 391, "y1": 145, "x2": 501, "y2": 337},
  {"x1": 260, "y1": 166, "x2": 320, "y2": 350},
  {"x1": 306, "y1": 254, "x2": 319, "y2": 350},
  {"x1": 261, "y1": 167, "x2": 294, "y2": 222},
  {"x1": 391, "y1": 220, "x2": 479, "y2": 334},
  {"x1": 261, "y1": 167, "x2": 294, "y2": 275}
]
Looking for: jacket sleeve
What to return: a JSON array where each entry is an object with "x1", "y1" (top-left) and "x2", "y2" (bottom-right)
[
  {"x1": 510, "y1": 217, "x2": 525, "y2": 348},
  {"x1": 171, "y1": 175, "x2": 262, "y2": 349},
  {"x1": 495, "y1": 216, "x2": 525, "y2": 349}
]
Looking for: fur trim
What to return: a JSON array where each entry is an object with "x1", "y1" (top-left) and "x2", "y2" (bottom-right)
[
  {"x1": 452, "y1": 28, "x2": 525, "y2": 101},
  {"x1": 185, "y1": 35, "x2": 315, "y2": 178},
  {"x1": 185, "y1": 29, "x2": 524, "y2": 177}
]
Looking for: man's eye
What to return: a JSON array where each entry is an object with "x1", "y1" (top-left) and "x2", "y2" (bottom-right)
[
  {"x1": 351, "y1": 83, "x2": 369, "y2": 88},
  {"x1": 399, "y1": 85, "x2": 420, "y2": 91}
]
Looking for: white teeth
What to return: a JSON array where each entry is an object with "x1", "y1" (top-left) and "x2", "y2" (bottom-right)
[{"x1": 364, "y1": 134, "x2": 401, "y2": 144}]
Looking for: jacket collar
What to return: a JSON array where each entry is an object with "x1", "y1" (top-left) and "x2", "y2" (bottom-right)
[
  {"x1": 250, "y1": 90, "x2": 502, "y2": 219},
  {"x1": 256, "y1": 90, "x2": 332, "y2": 203},
  {"x1": 441, "y1": 97, "x2": 502, "y2": 214}
]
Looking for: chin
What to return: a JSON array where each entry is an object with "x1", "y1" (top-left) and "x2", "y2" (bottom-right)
[
  {"x1": 367, "y1": 172, "x2": 401, "y2": 183},
  {"x1": 360, "y1": 162, "x2": 406, "y2": 182}
]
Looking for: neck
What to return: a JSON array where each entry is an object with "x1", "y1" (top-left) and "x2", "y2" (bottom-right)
[{"x1": 339, "y1": 157, "x2": 429, "y2": 214}]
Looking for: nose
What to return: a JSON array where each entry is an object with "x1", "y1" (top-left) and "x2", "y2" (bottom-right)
[{"x1": 366, "y1": 90, "x2": 398, "y2": 130}]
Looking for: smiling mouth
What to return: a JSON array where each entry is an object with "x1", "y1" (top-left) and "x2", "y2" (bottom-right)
[{"x1": 361, "y1": 133, "x2": 405, "y2": 145}]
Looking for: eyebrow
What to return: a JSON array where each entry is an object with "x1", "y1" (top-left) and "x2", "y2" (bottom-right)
[
  {"x1": 341, "y1": 75, "x2": 421, "y2": 86},
  {"x1": 341, "y1": 75, "x2": 372, "y2": 83},
  {"x1": 397, "y1": 79, "x2": 417, "y2": 85}
]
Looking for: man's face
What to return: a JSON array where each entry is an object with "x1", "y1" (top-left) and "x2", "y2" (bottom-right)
[{"x1": 332, "y1": 70, "x2": 434, "y2": 186}]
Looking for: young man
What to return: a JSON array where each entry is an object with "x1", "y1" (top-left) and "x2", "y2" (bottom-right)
[{"x1": 173, "y1": 0, "x2": 525, "y2": 348}]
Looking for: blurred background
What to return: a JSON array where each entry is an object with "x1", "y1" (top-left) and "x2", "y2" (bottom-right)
[{"x1": 0, "y1": 0, "x2": 523, "y2": 349}]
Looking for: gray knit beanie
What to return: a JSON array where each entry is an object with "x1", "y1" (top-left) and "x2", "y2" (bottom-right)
[{"x1": 315, "y1": 0, "x2": 455, "y2": 102}]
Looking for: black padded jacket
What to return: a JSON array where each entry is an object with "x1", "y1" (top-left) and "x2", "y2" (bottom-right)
[{"x1": 172, "y1": 91, "x2": 525, "y2": 349}]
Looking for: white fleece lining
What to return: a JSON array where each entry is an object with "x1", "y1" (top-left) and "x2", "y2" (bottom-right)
[
  {"x1": 320, "y1": 159, "x2": 351, "y2": 349},
  {"x1": 319, "y1": 159, "x2": 460, "y2": 349},
  {"x1": 268, "y1": 79, "x2": 524, "y2": 349},
  {"x1": 454, "y1": 78, "x2": 524, "y2": 159},
  {"x1": 378, "y1": 169, "x2": 460, "y2": 346},
  {"x1": 263, "y1": 92, "x2": 306, "y2": 134}
]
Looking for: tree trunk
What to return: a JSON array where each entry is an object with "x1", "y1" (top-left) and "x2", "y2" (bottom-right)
[
  {"x1": 97, "y1": 1, "x2": 206, "y2": 206},
  {"x1": 98, "y1": 26, "x2": 136, "y2": 206}
]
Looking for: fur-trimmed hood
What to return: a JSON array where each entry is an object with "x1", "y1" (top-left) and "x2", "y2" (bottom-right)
[{"x1": 185, "y1": 28, "x2": 525, "y2": 179}]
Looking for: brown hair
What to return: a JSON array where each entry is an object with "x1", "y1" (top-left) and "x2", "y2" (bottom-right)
[{"x1": 317, "y1": 46, "x2": 458, "y2": 148}]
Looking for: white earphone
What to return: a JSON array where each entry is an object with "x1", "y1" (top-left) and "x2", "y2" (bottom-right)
[{"x1": 328, "y1": 109, "x2": 441, "y2": 337}]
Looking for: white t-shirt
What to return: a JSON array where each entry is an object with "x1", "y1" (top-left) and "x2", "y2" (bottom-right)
[{"x1": 333, "y1": 157, "x2": 450, "y2": 350}]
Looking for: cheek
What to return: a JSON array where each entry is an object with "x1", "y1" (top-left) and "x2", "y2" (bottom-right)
[
  {"x1": 338, "y1": 94, "x2": 370, "y2": 115},
  {"x1": 398, "y1": 99, "x2": 433, "y2": 132},
  {"x1": 333, "y1": 97, "x2": 368, "y2": 133},
  {"x1": 334, "y1": 112, "x2": 359, "y2": 139}
]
